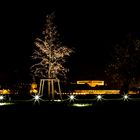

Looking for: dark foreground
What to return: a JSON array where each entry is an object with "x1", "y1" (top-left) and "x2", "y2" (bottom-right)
[
  {"x1": 1, "y1": 98, "x2": 140, "y2": 136},
  {"x1": 0, "y1": 96, "x2": 140, "y2": 140},
  {"x1": 1, "y1": 99, "x2": 140, "y2": 114},
  {"x1": 1, "y1": 94, "x2": 140, "y2": 122}
]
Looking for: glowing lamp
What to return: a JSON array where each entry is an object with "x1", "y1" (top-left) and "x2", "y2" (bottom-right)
[
  {"x1": 34, "y1": 95, "x2": 40, "y2": 100},
  {"x1": 0, "y1": 95, "x2": 4, "y2": 100},
  {"x1": 97, "y1": 95, "x2": 102, "y2": 101},
  {"x1": 123, "y1": 94, "x2": 129, "y2": 101},
  {"x1": 69, "y1": 95, "x2": 75, "y2": 102},
  {"x1": 70, "y1": 95, "x2": 74, "y2": 100}
]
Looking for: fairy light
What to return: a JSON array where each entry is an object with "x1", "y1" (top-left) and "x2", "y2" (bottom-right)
[{"x1": 31, "y1": 13, "x2": 73, "y2": 79}]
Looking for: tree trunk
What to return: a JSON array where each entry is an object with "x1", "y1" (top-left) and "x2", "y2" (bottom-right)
[
  {"x1": 120, "y1": 80, "x2": 130, "y2": 94},
  {"x1": 48, "y1": 67, "x2": 51, "y2": 99},
  {"x1": 51, "y1": 79, "x2": 54, "y2": 100}
]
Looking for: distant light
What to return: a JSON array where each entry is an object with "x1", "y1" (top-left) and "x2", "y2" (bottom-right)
[
  {"x1": 0, "y1": 102, "x2": 14, "y2": 106},
  {"x1": 123, "y1": 94, "x2": 129, "y2": 101},
  {"x1": 69, "y1": 95, "x2": 75, "y2": 102},
  {"x1": 33, "y1": 95, "x2": 41, "y2": 103},
  {"x1": 54, "y1": 99, "x2": 61, "y2": 102},
  {"x1": 0, "y1": 95, "x2": 4, "y2": 100},
  {"x1": 2, "y1": 89, "x2": 10, "y2": 94},
  {"x1": 70, "y1": 95, "x2": 74, "y2": 100},
  {"x1": 34, "y1": 95, "x2": 40, "y2": 100},
  {"x1": 30, "y1": 89, "x2": 38, "y2": 94},
  {"x1": 72, "y1": 103, "x2": 92, "y2": 107},
  {"x1": 32, "y1": 89, "x2": 38, "y2": 94},
  {"x1": 96, "y1": 95, "x2": 102, "y2": 101}
]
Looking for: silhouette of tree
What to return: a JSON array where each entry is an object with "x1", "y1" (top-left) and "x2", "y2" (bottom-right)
[{"x1": 105, "y1": 33, "x2": 140, "y2": 93}]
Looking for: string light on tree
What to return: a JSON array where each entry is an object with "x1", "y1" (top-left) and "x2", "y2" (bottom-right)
[{"x1": 31, "y1": 12, "x2": 74, "y2": 100}]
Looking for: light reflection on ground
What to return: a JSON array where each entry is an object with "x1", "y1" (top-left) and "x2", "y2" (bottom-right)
[
  {"x1": 0, "y1": 102, "x2": 14, "y2": 106},
  {"x1": 53, "y1": 99, "x2": 61, "y2": 102},
  {"x1": 72, "y1": 103, "x2": 93, "y2": 107}
]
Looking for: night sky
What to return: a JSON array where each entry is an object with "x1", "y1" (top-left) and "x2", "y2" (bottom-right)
[{"x1": 0, "y1": 1, "x2": 139, "y2": 82}]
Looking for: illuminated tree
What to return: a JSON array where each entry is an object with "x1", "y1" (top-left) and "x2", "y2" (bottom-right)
[
  {"x1": 31, "y1": 13, "x2": 73, "y2": 99},
  {"x1": 105, "y1": 34, "x2": 140, "y2": 93}
]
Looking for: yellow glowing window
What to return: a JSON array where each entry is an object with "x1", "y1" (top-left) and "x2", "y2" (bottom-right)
[{"x1": 77, "y1": 80, "x2": 104, "y2": 87}]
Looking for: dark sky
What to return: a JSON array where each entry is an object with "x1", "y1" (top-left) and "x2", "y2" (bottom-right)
[
  {"x1": 0, "y1": 1, "x2": 139, "y2": 82},
  {"x1": 32, "y1": 2, "x2": 140, "y2": 80}
]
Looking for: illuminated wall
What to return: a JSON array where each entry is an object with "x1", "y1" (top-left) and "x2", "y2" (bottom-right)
[
  {"x1": 77, "y1": 80, "x2": 104, "y2": 87},
  {"x1": 0, "y1": 89, "x2": 11, "y2": 94},
  {"x1": 74, "y1": 90, "x2": 120, "y2": 94},
  {"x1": 72, "y1": 90, "x2": 138, "y2": 95}
]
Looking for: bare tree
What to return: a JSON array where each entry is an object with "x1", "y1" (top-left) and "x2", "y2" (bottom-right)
[{"x1": 31, "y1": 13, "x2": 73, "y2": 98}]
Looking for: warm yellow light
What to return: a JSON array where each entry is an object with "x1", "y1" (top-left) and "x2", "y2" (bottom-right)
[
  {"x1": 31, "y1": 82, "x2": 37, "y2": 89},
  {"x1": 2, "y1": 89, "x2": 10, "y2": 94},
  {"x1": 128, "y1": 91, "x2": 138, "y2": 94},
  {"x1": 123, "y1": 94, "x2": 129, "y2": 101},
  {"x1": 77, "y1": 80, "x2": 104, "y2": 87},
  {"x1": 30, "y1": 89, "x2": 38, "y2": 94},
  {"x1": 30, "y1": 82, "x2": 38, "y2": 94},
  {"x1": 74, "y1": 90, "x2": 120, "y2": 94},
  {"x1": 33, "y1": 89, "x2": 38, "y2": 94}
]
